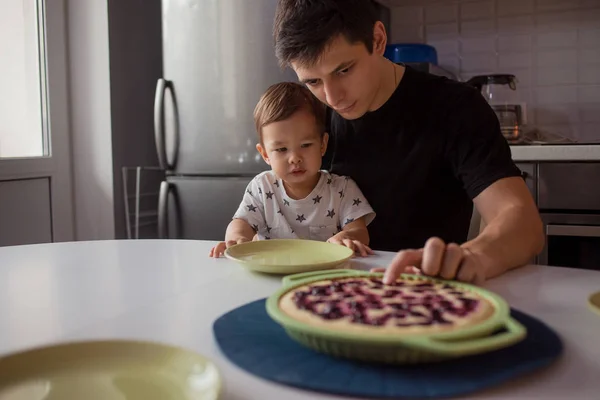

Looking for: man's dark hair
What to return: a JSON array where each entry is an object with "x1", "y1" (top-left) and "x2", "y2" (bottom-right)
[{"x1": 274, "y1": 0, "x2": 379, "y2": 68}]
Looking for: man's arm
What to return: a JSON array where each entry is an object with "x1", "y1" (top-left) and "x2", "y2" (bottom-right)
[
  {"x1": 462, "y1": 176, "x2": 544, "y2": 279},
  {"x1": 375, "y1": 88, "x2": 544, "y2": 284},
  {"x1": 377, "y1": 178, "x2": 543, "y2": 283}
]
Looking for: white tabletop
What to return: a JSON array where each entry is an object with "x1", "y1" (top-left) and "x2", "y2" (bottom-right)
[{"x1": 0, "y1": 239, "x2": 599, "y2": 399}]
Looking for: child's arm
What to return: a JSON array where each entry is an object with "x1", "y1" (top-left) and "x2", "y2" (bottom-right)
[
  {"x1": 210, "y1": 177, "x2": 266, "y2": 258},
  {"x1": 327, "y1": 217, "x2": 373, "y2": 257},
  {"x1": 328, "y1": 176, "x2": 376, "y2": 256},
  {"x1": 225, "y1": 218, "x2": 255, "y2": 243},
  {"x1": 209, "y1": 218, "x2": 256, "y2": 258}
]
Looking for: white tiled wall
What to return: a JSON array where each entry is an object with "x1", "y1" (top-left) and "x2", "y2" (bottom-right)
[{"x1": 388, "y1": 0, "x2": 600, "y2": 142}]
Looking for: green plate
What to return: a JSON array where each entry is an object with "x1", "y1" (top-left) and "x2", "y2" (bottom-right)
[
  {"x1": 266, "y1": 269, "x2": 527, "y2": 364},
  {"x1": 0, "y1": 340, "x2": 221, "y2": 400},
  {"x1": 224, "y1": 239, "x2": 354, "y2": 274},
  {"x1": 589, "y1": 291, "x2": 600, "y2": 317}
]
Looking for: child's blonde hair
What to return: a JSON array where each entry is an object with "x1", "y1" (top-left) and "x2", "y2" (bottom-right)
[{"x1": 253, "y1": 82, "x2": 326, "y2": 141}]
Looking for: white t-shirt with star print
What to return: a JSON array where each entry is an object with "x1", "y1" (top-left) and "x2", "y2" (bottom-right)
[{"x1": 232, "y1": 170, "x2": 375, "y2": 241}]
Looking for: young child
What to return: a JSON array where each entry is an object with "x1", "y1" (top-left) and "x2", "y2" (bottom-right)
[{"x1": 209, "y1": 82, "x2": 375, "y2": 258}]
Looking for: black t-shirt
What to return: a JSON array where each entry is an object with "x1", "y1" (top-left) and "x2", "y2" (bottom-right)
[{"x1": 323, "y1": 66, "x2": 521, "y2": 252}]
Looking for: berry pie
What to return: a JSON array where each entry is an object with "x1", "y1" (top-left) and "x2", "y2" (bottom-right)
[{"x1": 279, "y1": 276, "x2": 493, "y2": 335}]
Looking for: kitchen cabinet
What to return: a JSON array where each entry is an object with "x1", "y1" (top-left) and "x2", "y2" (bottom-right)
[
  {"x1": 516, "y1": 162, "x2": 537, "y2": 202},
  {"x1": 538, "y1": 163, "x2": 600, "y2": 210},
  {"x1": 469, "y1": 160, "x2": 600, "y2": 269},
  {"x1": 0, "y1": 178, "x2": 53, "y2": 246}
]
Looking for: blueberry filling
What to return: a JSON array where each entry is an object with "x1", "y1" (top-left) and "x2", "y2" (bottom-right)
[
  {"x1": 389, "y1": 303, "x2": 411, "y2": 310},
  {"x1": 416, "y1": 282, "x2": 434, "y2": 287},
  {"x1": 311, "y1": 286, "x2": 330, "y2": 296},
  {"x1": 292, "y1": 279, "x2": 479, "y2": 327}
]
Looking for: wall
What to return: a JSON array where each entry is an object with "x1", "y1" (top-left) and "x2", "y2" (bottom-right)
[
  {"x1": 107, "y1": 0, "x2": 162, "y2": 239},
  {"x1": 67, "y1": 0, "x2": 163, "y2": 241},
  {"x1": 68, "y1": 0, "x2": 116, "y2": 240},
  {"x1": 388, "y1": 0, "x2": 600, "y2": 143}
]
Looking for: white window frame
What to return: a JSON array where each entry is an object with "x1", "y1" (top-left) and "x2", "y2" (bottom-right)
[{"x1": 0, "y1": 0, "x2": 74, "y2": 242}]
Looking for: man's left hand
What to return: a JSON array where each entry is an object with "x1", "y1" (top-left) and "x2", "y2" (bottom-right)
[{"x1": 371, "y1": 237, "x2": 487, "y2": 285}]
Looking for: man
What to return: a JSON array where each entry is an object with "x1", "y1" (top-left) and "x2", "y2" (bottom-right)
[{"x1": 273, "y1": 0, "x2": 544, "y2": 285}]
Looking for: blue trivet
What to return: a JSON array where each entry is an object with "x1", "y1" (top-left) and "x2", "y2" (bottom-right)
[{"x1": 213, "y1": 298, "x2": 562, "y2": 399}]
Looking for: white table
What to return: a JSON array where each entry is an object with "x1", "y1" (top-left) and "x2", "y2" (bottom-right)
[{"x1": 0, "y1": 240, "x2": 599, "y2": 399}]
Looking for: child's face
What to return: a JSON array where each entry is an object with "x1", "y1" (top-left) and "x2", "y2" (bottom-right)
[{"x1": 256, "y1": 108, "x2": 328, "y2": 185}]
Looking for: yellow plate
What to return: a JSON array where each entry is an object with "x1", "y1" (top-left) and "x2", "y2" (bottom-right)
[
  {"x1": 224, "y1": 239, "x2": 354, "y2": 274},
  {"x1": 0, "y1": 340, "x2": 221, "y2": 400},
  {"x1": 588, "y1": 291, "x2": 600, "y2": 317}
]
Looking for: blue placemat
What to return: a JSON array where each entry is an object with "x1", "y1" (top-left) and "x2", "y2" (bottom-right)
[{"x1": 213, "y1": 298, "x2": 563, "y2": 399}]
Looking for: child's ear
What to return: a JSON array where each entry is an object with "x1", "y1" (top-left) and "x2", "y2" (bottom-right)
[
  {"x1": 256, "y1": 143, "x2": 271, "y2": 165},
  {"x1": 321, "y1": 132, "x2": 329, "y2": 156}
]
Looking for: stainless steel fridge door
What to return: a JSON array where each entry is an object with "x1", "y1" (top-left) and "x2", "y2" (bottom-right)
[
  {"x1": 158, "y1": 176, "x2": 253, "y2": 240},
  {"x1": 159, "y1": 0, "x2": 297, "y2": 174}
]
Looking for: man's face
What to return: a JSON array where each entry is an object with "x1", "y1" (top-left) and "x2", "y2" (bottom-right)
[{"x1": 291, "y1": 35, "x2": 382, "y2": 120}]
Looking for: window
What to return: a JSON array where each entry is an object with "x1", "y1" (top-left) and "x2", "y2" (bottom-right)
[{"x1": 0, "y1": 1, "x2": 48, "y2": 158}]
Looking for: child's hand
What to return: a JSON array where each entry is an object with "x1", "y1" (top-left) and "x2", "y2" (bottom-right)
[
  {"x1": 327, "y1": 232, "x2": 373, "y2": 257},
  {"x1": 209, "y1": 238, "x2": 250, "y2": 258}
]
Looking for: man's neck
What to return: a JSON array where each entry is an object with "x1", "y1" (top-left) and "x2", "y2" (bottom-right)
[{"x1": 368, "y1": 61, "x2": 405, "y2": 112}]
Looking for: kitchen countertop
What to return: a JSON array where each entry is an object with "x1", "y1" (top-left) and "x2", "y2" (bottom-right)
[
  {"x1": 0, "y1": 239, "x2": 599, "y2": 399},
  {"x1": 510, "y1": 144, "x2": 600, "y2": 161}
]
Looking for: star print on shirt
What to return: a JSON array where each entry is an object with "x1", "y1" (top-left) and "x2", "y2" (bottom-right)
[
  {"x1": 313, "y1": 195, "x2": 322, "y2": 204},
  {"x1": 345, "y1": 218, "x2": 355, "y2": 225},
  {"x1": 291, "y1": 229, "x2": 295, "y2": 234},
  {"x1": 277, "y1": 208, "x2": 283, "y2": 215},
  {"x1": 247, "y1": 204, "x2": 257, "y2": 212},
  {"x1": 274, "y1": 180, "x2": 280, "y2": 187},
  {"x1": 259, "y1": 187, "x2": 262, "y2": 195},
  {"x1": 252, "y1": 224, "x2": 259, "y2": 232},
  {"x1": 266, "y1": 225, "x2": 272, "y2": 233},
  {"x1": 327, "y1": 178, "x2": 332, "y2": 185},
  {"x1": 337, "y1": 224, "x2": 342, "y2": 232},
  {"x1": 246, "y1": 189, "x2": 252, "y2": 196},
  {"x1": 339, "y1": 190, "x2": 344, "y2": 198},
  {"x1": 353, "y1": 198, "x2": 362, "y2": 206},
  {"x1": 327, "y1": 209, "x2": 336, "y2": 218},
  {"x1": 283, "y1": 199, "x2": 290, "y2": 206},
  {"x1": 296, "y1": 214, "x2": 306, "y2": 223},
  {"x1": 266, "y1": 191, "x2": 274, "y2": 199},
  {"x1": 265, "y1": 236, "x2": 271, "y2": 240}
]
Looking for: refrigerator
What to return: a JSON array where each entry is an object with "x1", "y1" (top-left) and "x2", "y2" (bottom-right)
[{"x1": 155, "y1": 0, "x2": 297, "y2": 240}]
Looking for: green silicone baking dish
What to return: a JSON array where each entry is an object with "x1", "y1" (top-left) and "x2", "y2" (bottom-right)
[{"x1": 265, "y1": 269, "x2": 527, "y2": 364}]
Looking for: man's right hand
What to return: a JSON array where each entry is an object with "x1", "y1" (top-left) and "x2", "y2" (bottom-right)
[{"x1": 209, "y1": 238, "x2": 250, "y2": 258}]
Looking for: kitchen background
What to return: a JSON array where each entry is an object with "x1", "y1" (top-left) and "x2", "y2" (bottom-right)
[
  {"x1": 1, "y1": 0, "x2": 600, "y2": 270},
  {"x1": 381, "y1": 0, "x2": 600, "y2": 143}
]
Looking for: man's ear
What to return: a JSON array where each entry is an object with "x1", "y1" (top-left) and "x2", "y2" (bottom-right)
[
  {"x1": 372, "y1": 21, "x2": 388, "y2": 55},
  {"x1": 256, "y1": 143, "x2": 271, "y2": 165},
  {"x1": 321, "y1": 132, "x2": 329, "y2": 156}
]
